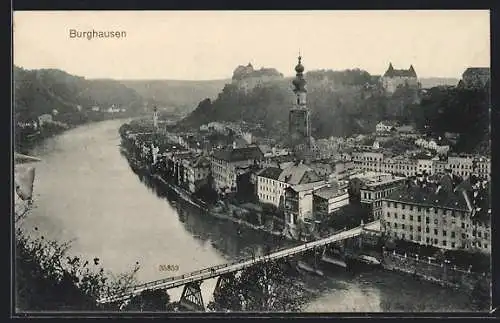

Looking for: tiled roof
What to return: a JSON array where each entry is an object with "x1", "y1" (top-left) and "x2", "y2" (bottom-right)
[
  {"x1": 257, "y1": 167, "x2": 283, "y2": 180},
  {"x1": 287, "y1": 181, "x2": 326, "y2": 193},
  {"x1": 314, "y1": 182, "x2": 343, "y2": 200},
  {"x1": 383, "y1": 64, "x2": 417, "y2": 78},
  {"x1": 278, "y1": 164, "x2": 321, "y2": 185},
  {"x1": 384, "y1": 181, "x2": 469, "y2": 211},
  {"x1": 212, "y1": 146, "x2": 263, "y2": 162}
]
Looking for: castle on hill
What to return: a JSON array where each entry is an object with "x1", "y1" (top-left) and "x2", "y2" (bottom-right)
[
  {"x1": 380, "y1": 63, "x2": 420, "y2": 94},
  {"x1": 231, "y1": 62, "x2": 284, "y2": 93}
]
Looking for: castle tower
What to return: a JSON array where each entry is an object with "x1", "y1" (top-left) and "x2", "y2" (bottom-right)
[
  {"x1": 289, "y1": 54, "x2": 313, "y2": 161},
  {"x1": 153, "y1": 106, "x2": 159, "y2": 130}
]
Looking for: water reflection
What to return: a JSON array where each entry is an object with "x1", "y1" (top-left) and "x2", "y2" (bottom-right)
[{"x1": 23, "y1": 119, "x2": 481, "y2": 312}]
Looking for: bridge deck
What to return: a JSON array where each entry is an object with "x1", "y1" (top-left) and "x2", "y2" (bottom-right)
[{"x1": 98, "y1": 220, "x2": 380, "y2": 304}]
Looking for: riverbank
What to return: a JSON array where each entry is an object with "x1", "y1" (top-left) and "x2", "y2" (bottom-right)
[
  {"x1": 123, "y1": 148, "x2": 289, "y2": 241},
  {"x1": 118, "y1": 129, "x2": 490, "y2": 300}
]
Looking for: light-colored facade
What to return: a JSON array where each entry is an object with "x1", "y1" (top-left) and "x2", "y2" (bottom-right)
[
  {"x1": 381, "y1": 180, "x2": 491, "y2": 254},
  {"x1": 351, "y1": 172, "x2": 406, "y2": 219},
  {"x1": 210, "y1": 146, "x2": 264, "y2": 194},
  {"x1": 447, "y1": 155, "x2": 474, "y2": 178},
  {"x1": 256, "y1": 167, "x2": 289, "y2": 207}
]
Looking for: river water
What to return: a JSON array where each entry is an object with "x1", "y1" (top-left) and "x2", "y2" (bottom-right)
[{"x1": 21, "y1": 119, "x2": 482, "y2": 312}]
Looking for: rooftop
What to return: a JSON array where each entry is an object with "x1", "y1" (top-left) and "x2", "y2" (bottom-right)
[
  {"x1": 257, "y1": 167, "x2": 283, "y2": 180},
  {"x1": 314, "y1": 182, "x2": 346, "y2": 200},
  {"x1": 278, "y1": 163, "x2": 321, "y2": 185},
  {"x1": 212, "y1": 146, "x2": 264, "y2": 162},
  {"x1": 385, "y1": 181, "x2": 469, "y2": 211}
]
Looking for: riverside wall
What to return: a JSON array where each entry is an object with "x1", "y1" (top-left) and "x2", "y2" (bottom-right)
[{"x1": 382, "y1": 250, "x2": 490, "y2": 291}]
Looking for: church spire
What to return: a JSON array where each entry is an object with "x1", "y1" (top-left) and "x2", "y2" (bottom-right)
[{"x1": 292, "y1": 54, "x2": 307, "y2": 94}]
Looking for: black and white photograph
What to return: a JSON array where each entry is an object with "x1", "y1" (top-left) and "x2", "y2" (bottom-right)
[{"x1": 13, "y1": 10, "x2": 491, "y2": 314}]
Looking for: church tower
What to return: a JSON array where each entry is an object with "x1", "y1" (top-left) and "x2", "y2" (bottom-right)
[
  {"x1": 289, "y1": 54, "x2": 312, "y2": 161},
  {"x1": 153, "y1": 106, "x2": 159, "y2": 131}
]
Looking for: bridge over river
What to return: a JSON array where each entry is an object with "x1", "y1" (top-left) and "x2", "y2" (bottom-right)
[{"x1": 98, "y1": 220, "x2": 380, "y2": 310}]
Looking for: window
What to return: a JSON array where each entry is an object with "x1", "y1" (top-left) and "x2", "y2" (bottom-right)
[
  {"x1": 410, "y1": 215, "x2": 413, "y2": 221},
  {"x1": 410, "y1": 234, "x2": 413, "y2": 240},
  {"x1": 418, "y1": 226, "x2": 421, "y2": 231},
  {"x1": 418, "y1": 215, "x2": 421, "y2": 222},
  {"x1": 387, "y1": 212, "x2": 390, "y2": 218},
  {"x1": 442, "y1": 230, "x2": 447, "y2": 236},
  {"x1": 426, "y1": 217, "x2": 430, "y2": 224},
  {"x1": 434, "y1": 239, "x2": 438, "y2": 244},
  {"x1": 462, "y1": 233, "x2": 466, "y2": 239},
  {"x1": 410, "y1": 225, "x2": 413, "y2": 231},
  {"x1": 402, "y1": 214, "x2": 405, "y2": 220},
  {"x1": 451, "y1": 242, "x2": 456, "y2": 248},
  {"x1": 402, "y1": 224, "x2": 405, "y2": 230},
  {"x1": 402, "y1": 205, "x2": 406, "y2": 210},
  {"x1": 418, "y1": 206, "x2": 421, "y2": 212},
  {"x1": 402, "y1": 234, "x2": 406, "y2": 240},
  {"x1": 434, "y1": 229, "x2": 438, "y2": 235},
  {"x1": 410, "y1": 205, "x2": 413, "y2": 211},
  {"x1": 426, "y1": 237, "x2": 430, "y2": 244},
  {"x1": 485, "y1": 232, "x2": 489, "y2": 239},
  {"x1": 426, "y1": 227, "x2": 429, "y2": 233},
  {"x1": 478, "y1": 231, "x2": 482, "y2": 238},
  {"x1": 395, "y1": 214, "x2": 398, "y2": 219},
  {"x1": 417, "y1": 235, "x2": 421, "y2": 241},
  {"x1": 394, "y1": 223, "x2": 398, "y2": 229},
  {"x1": 442, "y1": 240, "x2": 447, "y2": 246},
  {"x1": 484, "y1": 244, "x2": 488, "y2": 249},
  {"x1": 451, "y1": 232, "x2": 455, "y2": 238},
  {"x1": 461, "y1": 222, "x2": 465, "y2": 229}
]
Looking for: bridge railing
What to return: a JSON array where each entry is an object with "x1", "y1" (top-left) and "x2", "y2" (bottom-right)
[{"x1": 100, "y1": 222, "x2": 379, "y2": 303}]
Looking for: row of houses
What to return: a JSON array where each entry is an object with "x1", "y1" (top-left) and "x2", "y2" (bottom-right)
[
  {"x1": 350, "y1": 149, "x2": 490, "y2": 180},
  {"x1": 128, "y1": 130, "x2": 490, "y2": 254}
]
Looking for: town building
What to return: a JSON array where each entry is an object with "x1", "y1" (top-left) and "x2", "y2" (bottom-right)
[
  {"x1": 313, "y1": 181, "x2": 350, "y2": 219},
  {"x1": 256, "y1": 167, "x2": 286, "y2": 207},
  {"x1": 376, "y1": 120, "x2": 399, "y2": 133},
  {"x1": 459, "y1": 67, "x2": 490, "y2": 89},
  {"x1": 284, "y1": 180, "x2": 328, "y2": 237},
  {"x1": 381, "y1": 155, "x2": 418, "y2": 177},
  {"x1": 256, "y1": 162, "x2": 324, "y2": 208},
  {"x1": 380, "y1": 63, "x2": 419, "y2": 94},
  {"x1": 352, "y1": 149, "x2": 385, "y2": 173},
  {"x1": 350, "y1": 172, "x2": 406, "y2": 220},
  {"x1": 381, "y1": 173, "x2": 491, "y2": 254},
  {"x1": 211, "y1": 146, "x2": 264, "y2": 194},
  {"x1": 183, "y1": 155, "x2": 211, "y2": 193},
  {"x1": 447, "y1": 154, "x2": 475, "y2": 178},
  {"x1": 473, "y1": 156, "x2": 491, "y2": 180}
]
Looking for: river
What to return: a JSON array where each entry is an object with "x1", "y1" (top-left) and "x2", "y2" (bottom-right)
[{"x1": 21, "y1": 119, "x2": 481, "y2": 312}]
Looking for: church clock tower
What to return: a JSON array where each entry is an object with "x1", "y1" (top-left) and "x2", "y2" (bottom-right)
[{"x1": 289, "y1": 55, "x2": 313, "y2": 161}]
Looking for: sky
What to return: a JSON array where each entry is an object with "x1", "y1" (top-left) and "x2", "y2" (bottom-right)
[{"x1": 13, "y1": 10, "x2": 490, "y2": 80}]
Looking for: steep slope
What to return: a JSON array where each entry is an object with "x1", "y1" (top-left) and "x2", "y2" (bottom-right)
[
  {"x1": 179, "y1": 68, "x2": 397, "y2": 138},
  {"x1": 14, "y1": 66, "x2": 145, "y2": 123},
  {"x1": 119, "y1": 79, "x2": 229, "y2": 117}
]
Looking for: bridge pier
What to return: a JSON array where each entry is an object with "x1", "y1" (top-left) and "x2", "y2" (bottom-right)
[
  {"x1": 213, "y1": 272, "x2": 235, "y2": 298},
  {"x1": 179, "y1": 281, "x2": 205, "y2": 312}
]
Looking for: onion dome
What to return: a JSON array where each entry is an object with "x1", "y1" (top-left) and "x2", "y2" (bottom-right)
[{"x1": 295, "y1": 56, "x2": 304, "y2": 73}]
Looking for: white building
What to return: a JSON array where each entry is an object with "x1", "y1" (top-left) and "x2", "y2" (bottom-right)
[{"x1": 211, "y1": 146, "x2": 264, "y2": 194}]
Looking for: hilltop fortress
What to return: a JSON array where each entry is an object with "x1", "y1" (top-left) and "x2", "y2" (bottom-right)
[{"x1": 232, "y1": 63, "x2": 284, "y2": 92}]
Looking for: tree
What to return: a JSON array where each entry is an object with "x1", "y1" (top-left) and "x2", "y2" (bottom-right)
[
  {"x1": 207, "y1": 260, "x2": 307, "y2": 312},
  {"x1": 124, "y1": 289, "x2": 171, "y2": 311},
  {"x1": 15, "y1": 207, "x2": 143, "y2": 311}
]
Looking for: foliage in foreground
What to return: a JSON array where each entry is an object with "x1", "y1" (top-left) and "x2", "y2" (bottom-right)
[
  {"x1": 207, "y1": 259, "x2": 310, "y2": 312},
  {"x1": 15, "y1": 208, "x2": 171, "y2": 312}
]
